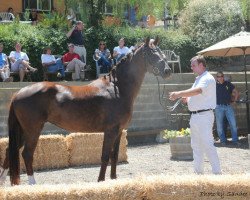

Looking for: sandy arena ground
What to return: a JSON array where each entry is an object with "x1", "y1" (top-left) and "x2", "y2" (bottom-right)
[{"x1": 1, "y1": 136, "x2": 248, "y2": 186}]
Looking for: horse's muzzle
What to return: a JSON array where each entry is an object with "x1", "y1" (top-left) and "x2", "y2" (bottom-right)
[{"x1": 163, "y1": 67, "x2": 172, "y2": 78}]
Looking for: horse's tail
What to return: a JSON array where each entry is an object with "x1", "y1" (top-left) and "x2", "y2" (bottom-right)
[{"x1": 8, "y1": 102, "x2": 23, "y2": 185}]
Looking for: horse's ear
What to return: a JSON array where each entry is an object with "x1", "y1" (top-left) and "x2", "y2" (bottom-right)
[
  {"x1": 145, "y1": 37, "x2": 150, "y2": 46},
  {"x1": 154, "y1": 36, "x2": 159, "y2": 46}
]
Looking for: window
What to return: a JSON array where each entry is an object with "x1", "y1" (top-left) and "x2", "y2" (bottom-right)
[
  {"x1": 24, "y1": 0, "x2": 52, "y2": 11},
  {"x1": 104, "y1": 4, "x2": 113, "y2": 15}
]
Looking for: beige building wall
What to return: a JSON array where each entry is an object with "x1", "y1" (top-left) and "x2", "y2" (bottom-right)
[
  {"x1": 54, "y1": 0, "x2": 65, "y2": 13},
  {"x1": 0, "y1": 0, "x2": 65, "y2": 15},
  {"x1": 0, "y1": 0, "x2": 22, "y2": 14}
]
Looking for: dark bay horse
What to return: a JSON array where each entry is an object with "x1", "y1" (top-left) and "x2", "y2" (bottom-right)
[{"x1": 0, "y1": 37, "x2": 171, "y2": 185}]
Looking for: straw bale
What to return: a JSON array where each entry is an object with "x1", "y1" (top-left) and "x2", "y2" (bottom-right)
[
  {"x1": 67, "y1": 131, "x2": 127, "y2": 166},
  {"x1": 0, "y1": 138, "x2": 8, "y2": 167},
  {"x1": 144, "y1": 175, "x2": 250, "y2": 200},
  {"x1": 0, "y1": 135, "x2": 69, "y2": 172},
  {"x1": 1, "y1": 175, "x2": 250, "y2": 200},
  {"x1": 30, "y1": 135, "x2": 69, "y2": 171}
]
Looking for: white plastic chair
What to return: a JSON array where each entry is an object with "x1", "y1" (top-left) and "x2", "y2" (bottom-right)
[
  {"x1": 0, "y1": 12, "x2": 15, "y2": 21},
  {"x1": 93, "y1": 55, "x2": 113, "y2": 78},
  {"x1": 163, "y1": 50, "x2": 181, "y2": 73}
]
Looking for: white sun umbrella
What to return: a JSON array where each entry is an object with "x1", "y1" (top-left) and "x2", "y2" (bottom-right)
[{"x1": 198, "y1": 27, "x2": 250, "y2": 133}]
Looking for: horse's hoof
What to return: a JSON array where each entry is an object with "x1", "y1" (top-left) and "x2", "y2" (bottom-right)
[
  {"x1": 28, "y1": 175, "x2": 36, "y2": 185},
  {"x1": 0, "y1": 178, "x2": 5, "y2": 185},
  {"x1": 0, "y1": 167, "x2": 7, "y2": 185},
  {"x1": 98, "y1": 178, "x2": 105, "y2": 182},
  {"x1": 0, "y1": 175, "x2": 6, "y2": 185}
]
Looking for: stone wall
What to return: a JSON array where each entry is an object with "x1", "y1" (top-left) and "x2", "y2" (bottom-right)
[{"x1": 0, "y1": 72, "x2": 249, "y2": 144}]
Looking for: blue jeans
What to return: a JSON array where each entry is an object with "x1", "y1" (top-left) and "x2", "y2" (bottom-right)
[
  {"x1": 97, "y1": 55, "x2": 112, "y2": 73},
  {"x1": 115, "y1": 53, "x2": 126, "y2": 63},
  {"x1": 47, "y1": 58, "x2": 65, "y2": 77},
  {"x1": 215, "y1": 105, "x2": 238, "y2": 143}
]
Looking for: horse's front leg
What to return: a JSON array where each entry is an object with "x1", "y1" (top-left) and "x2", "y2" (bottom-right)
[
  {"x1": 110, "y1": 133, "x2": 122, "y2": 179},
  {"x1": 0, "y1": 148, "x2": 10, "y2": 185},
  {"x1": 98, "y1": 130, "x2": 117, "y2": 182}
]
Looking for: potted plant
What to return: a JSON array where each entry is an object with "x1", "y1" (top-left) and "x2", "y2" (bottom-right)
[{"x1": 161, "y1": 128, "x2": 193, "y2": 160}]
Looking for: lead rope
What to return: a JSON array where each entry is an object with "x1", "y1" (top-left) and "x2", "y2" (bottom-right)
[{"x1": 156, "y1": 77, "x2": 182, "y2": 112}]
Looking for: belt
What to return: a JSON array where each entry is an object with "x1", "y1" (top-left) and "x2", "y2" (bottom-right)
[
  {"x1": 74, "y1": 44, "x2": 84, "y2": 47},
  {"x1": 189, "y1": 109, "x2": 213, "y2": 115}
]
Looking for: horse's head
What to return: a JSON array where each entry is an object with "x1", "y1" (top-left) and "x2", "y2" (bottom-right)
[{"x1": 142, "y1": 37, "x2": 171, "y2": 79}]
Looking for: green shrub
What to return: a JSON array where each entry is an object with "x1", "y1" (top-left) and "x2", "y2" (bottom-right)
[
  {"x1": 0, "y1": 22, "x2": 198, "y2": 81},
  {"x1": 179, "y1": 0, "x2": 245, "y2": 49}
]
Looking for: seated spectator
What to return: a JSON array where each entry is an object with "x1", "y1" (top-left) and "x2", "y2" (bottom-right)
[
  {"x1": 94, "y1": 41, "x2": 112, "y2": 76},
  {"x1": 41, "y1": 47, "x2": 65, "y2": 80},
  {"x1": 149, "y1": 39, "x2": 156, "y2": 48},
  {"x1": 0, "y1": 43, "x2": 12, "y2": 82},
  {"x1": 29, "y1": 9, "x2": 38, "y2": 25},
  {"x1": 9, "y1": 42, "x2": 37, "y2": 82},
  {"x1": 62, "y1": 43, "x2": 86, "y2": 81},
  {"x1": 113, "y1": 38, "x2": 132, "y2": 64},
  {"x1": 7, "y1": 7, "x2": 14, "y2": 20}
]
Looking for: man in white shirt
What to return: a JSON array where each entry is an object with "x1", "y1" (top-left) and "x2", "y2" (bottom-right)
[
  {"x1": 113, "y1": 38, "x2": 131, "y2": 64},
  {"x1": 9, "y1": 42, "x2": 37, "y2": 82},
  {"x1": 169, "y1": 55, "x2": 221, "y2": 175},
  {"x1": 41, "y1": 47, "x2": 65, "y2": 80}
]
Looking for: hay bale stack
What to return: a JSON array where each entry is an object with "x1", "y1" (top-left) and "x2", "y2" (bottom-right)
[
  {"x1": 66, "y1": 130, "x2": 127, "y2": 166},
  {"x1": 30, "y1": 135, "x2": 69, "y2": 171},
  {"x1": 144, "y1": 175, "x2": 250, "y2": 200},
  {"x1": 0, "y1": 135, "x2": 69, "y2": 171},
  {"x1": 1, "y1": 175, "x2": 250, "y2": 200},
  {"x1": 0, "y1": 138, "x2": 8, "y2": 167}
]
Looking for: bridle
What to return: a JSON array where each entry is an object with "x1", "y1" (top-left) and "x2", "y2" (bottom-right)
[
  {"x1": 142, "y1": 45, "x2": 168, "y2": 77},
  {"x1": 142, "y1": 45, "x2": 182, "y2": 112}
]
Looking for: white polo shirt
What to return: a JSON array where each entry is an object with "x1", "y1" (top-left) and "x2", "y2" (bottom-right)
[
  {"x1": 113, "y1": 46, "x2": 131, "y2": 55},
  {"x1": 41, "y1": 54, "x2": 56, "y2": 64},
  {"x1": 187, "y1": 71, "x2": 216, "y2": 111},
  {"x1": 9, "y1": 51, "x2": 29, "y2": 65}
]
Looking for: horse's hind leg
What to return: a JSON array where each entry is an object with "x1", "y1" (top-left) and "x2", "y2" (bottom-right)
[
  {"x1": 110, "y1": 132, "x2": 122, "y2": 179},
  {"x1": 0, "y1": 148, "x2": 11, "y2": 185},
  {"x1": 21, "y1": 132, "x2": 41, "y2": 185},
  {"x1": 0, "y1": 136, "x2": 24, "y2": 185},
  {"x1": 98, "y1": 128, "x2": 118, "y2": 182}
]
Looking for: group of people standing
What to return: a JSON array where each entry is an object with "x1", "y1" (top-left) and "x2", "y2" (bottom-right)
[{"x1": 169, "y1": 55, "x2": 240, "y2": 175}]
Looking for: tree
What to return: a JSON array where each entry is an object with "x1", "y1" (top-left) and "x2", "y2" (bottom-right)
[
  {"x1": 64, "y1": 0, "x2": 169, "y2": 27},
  {"x1": 165, "y1": 0, "x2": 188, "y2": 16},
  {"x1": 179, "y1": 0, "x2": 245, "y2": 49},
  {"x1": 239, "y1": 0, "x2": 250, "y2": 31}
]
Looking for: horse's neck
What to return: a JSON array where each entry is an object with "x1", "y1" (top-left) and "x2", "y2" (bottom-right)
[{"x1": 116, "y1": 52, "x2": 146, "y2": 105}]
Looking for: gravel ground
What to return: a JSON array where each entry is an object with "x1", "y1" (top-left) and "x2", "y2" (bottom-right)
[{"x1": 2, "y1": 137, "x2": 250, "y2": 186}]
